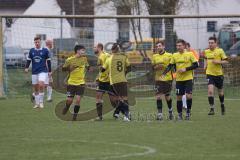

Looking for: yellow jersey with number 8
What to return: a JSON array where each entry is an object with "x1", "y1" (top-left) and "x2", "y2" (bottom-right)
[{"x1": 103, "y1": 53, "x2": 130, "y2": 85}]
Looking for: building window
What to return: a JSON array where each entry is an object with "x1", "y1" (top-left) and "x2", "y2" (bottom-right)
[
  {"x1": 230, "y1": 21, "x2": 240, "y2": 24},
  {"x1": 118, "y1": 19, "x2": 130, "y2": 41},
  {"x1": 207, "y1": 21, "x2": 217, "y2": 32}
]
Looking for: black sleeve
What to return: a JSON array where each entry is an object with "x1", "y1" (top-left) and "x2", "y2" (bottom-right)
[
  {"x1": 162, "y1": 64, "x2": 175, "y2": 75},
  {"x1": 47, "y1": 60, "x2": 51, "y2": 72},
  {"x1": 186, "y1": 62, "x2": 199, "y2": 71},
  {"x1": 26, "y1": 50, "x2": 32, "y2": 68},
  {"x1": 100, "y1": 67, "x2": 106, "y2": 72},
  {"x1": 25, "y1": 60, "x2": 31, "y2": 68},
  {"x1": 125, "y1": 66, "x2": 131, "y2": 74},
  {"x1": 62, "y1": 65, "x2": 69, "y2": 71}
]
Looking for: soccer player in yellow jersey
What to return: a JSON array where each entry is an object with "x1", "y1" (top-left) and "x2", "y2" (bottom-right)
[
  {"x1": 102, "y1": 43, "x2": 131, "y2": 121},
  {"x1": 182, "y1": 42, "x2": 199, "y2": 109},
  {"x1": 152, "y1": 41, "x2": 174, "y2": 120},
  {"x1": 62, "y1": 45, "x2": 90, "y2": 121},
  {"x1": 163, "y1": 39, "x2": 198, "y2": 120},
  {"x1": 204, "y1": 37, "x2": 228, "y2": 115},
  {"x1": 94, "y1": 43, "x2": 111, "y2": 120}
]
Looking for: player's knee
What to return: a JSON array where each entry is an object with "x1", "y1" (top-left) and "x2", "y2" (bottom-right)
[
  {"x1": 208, "y1": 90, "x2": 214, "y2": 96},
  {"x1": 122, "y1": 96, "x2": 128, "y2": 101},
  {"x1": 165, "y1": 93, "x2": 171, "y2": 100},
  {"x1": 75, "y1": 100, "x2": 80, "y2": 105},
  {"x1": 176, "y1": 95, "x2": 182, "y2": 101},
  {"x1": 38, "y1": 83, "x2": 45, "y2": 89},
  {"x1": 186, "y1": 94, "x2": 192, "y2": 99},
  {"x1": 156, "y1": 95, "x2": 161, "y2": 100},
  {"x1": 75, "y1": 98, "x2": 81, "y2": 105},
  {"x1": 96, "y1": 98, "x2": 103, "y2": 104},
  {"x1": 66, "y1": 98, "x2": 73, "y2": 104},
  {"x1": 218, "y1": 90, "x2": 224, "y2": 96}
]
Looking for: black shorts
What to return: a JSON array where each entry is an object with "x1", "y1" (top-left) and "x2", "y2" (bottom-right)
[
  {"x1": 96, "y1": 81, "x2": 111, "y2": 93},
  {"x1": 67, "y1": 84, "x2": 85, "y2": 97},
  {"x1": 207, "y1": 75, "x2": 224, "y2": 89},
  {"x1": 155, "y1": 81, "x2": 172, "y2": 95},
  {"x1": 176, "y1": 80, "x2": 193, "y2": 95},
  {"x1": 110, "y1": 82, "x2": 128, "y2": 97}
]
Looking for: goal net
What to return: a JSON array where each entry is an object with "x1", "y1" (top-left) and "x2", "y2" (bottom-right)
[{"x1": 1, "y1": 15, "x2": 240, "y2": 100}]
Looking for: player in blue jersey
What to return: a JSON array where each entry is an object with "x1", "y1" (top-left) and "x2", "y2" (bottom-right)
[{"x1": 25, "y1": 37, "x2": 51, "y2": 108}]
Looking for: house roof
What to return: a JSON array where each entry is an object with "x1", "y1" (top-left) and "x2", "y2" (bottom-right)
[
  {"x1": 57, "y1": 0, "x2": 94, "y2": 27},
  {"x1": 0, "y1": 0, "x2": 34, "y2": 9}
]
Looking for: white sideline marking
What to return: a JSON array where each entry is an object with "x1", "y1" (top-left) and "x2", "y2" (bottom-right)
[
  {"x1": 225, "y1": 98, "x2": 240, "y2": 101},
  {"x1": 20, "y1": 138, "x2": 156, "y2": 160}
]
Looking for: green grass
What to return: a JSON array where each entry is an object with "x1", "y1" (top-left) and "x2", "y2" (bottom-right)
[
  {"x1": 1, "y1": 69, "x2": 240, "y2": 160},
  {"x1": 0, "y1": 93, "x2": 240, "y2": 160}
]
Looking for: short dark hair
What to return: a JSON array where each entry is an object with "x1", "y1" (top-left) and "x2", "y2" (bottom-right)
[
  {"x1": 186, "y1": 42, "x2": 190, "y2": 48},
  {"x1": 74, "y1": 45, "x2": 85, "y2": 53},
  {"x1": 34, "y1": 36, "x2": 41, "y2": 41},
  {"x1": 208, "y1": 36, "x2": 217, "y2": 43},
  {"x1": 176, "y1": 39, "x2": 186, "y2": 45},
  {"x1": 111, "y1": 43, "x2": 120, "y2": 51},
  {"x1": 97, "y1": 43, "x2": 104, "y2": 50},
  {"x1": 156, "y1": 40, "x2": 165, "y2": 46}
]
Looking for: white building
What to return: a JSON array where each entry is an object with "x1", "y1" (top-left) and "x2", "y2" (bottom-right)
[
  {"x1": 95, "y1": 0, "x2": 240, "y2": 50},
  {"x1": 3, "y1": 0, "x2": 72, "y2": 49},
  {"x1": 1, "y1": 0, "x2": 240, "y2": 50}
]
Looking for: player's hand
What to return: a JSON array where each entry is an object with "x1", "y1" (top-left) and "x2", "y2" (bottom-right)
[
  {"x1": 212, "y1": 60, "x2": 221, "y2": 64},
  {"x1": 160, "y1": 74, "x2": 166, "y2": 80},
  {"x1": 154, "y1": 64, "x2": 164, "y2": 70},
  {"x1": 177, "y1": 68, "x2": 186, "y2": 73},
  {"x1": 88, "y1": 66, "x2": 94, "y2": 72},
  {"x1": 69, "y1": 65, "x2": 78, "y2": 72},
  {"x1": 24, "y1": 68, "x2": 29, "y2": 73},
  {"x1": 48, "y1": 72, "x2": 52, "y2": 76},
  {"x1": 95, "y1": 79, "x2": 99, "y2": 85}
]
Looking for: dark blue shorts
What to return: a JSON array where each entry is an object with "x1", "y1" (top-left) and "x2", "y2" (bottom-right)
[
  {"x1": 207, "y1": 75, "x2": 224, "y2": 89},
  {"x1": 96, "y1": 81, "x2": 111, "y2": 93},
  {"x1": 176, "y1": 80, "x2": 193, "y2": 95}
]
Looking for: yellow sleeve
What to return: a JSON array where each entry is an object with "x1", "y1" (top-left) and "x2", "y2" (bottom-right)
[
  {"x1": 62, "y1": 58, "x2": 70, "y2": 68},
  {"x1": 170, "y1": 55, "x2": 175, "y2": 64},
  {"x1": 85, "y1": 59, "x2": 89, "y2": 67},
  {"x1": 97, "y1": 57, "x2": 101, "y2": 66},
  {"x1": 190, "y1": 53, "x2": 197, "y2": 63},
  {"x1": 103, "y1": 58, "x2": 109, "y2": 70},
  {"x1": 151, "y1": 56, "x2": 156, "y2": 65},
  {"x1": 97, "y1": 54, "x2": 104, "y2": 66},
  {"x1": 220, "y1": 49, "x2": 227, "y2": 60},
  {"x1": 169, "y1": 53, "x2": 173, "y2": 62},
  {"x1": 126, "y1": 57, "x2": 130, "y2": 67}
]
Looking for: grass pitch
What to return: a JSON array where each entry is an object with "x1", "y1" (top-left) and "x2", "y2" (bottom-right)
[{"x1": 0, "y1": 69, "x2": 240, "y2": 160}]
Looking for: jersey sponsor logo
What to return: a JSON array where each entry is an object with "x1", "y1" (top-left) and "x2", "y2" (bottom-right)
[{"x1": 33, "y1": 56, "x2": 42, "y2": 63}]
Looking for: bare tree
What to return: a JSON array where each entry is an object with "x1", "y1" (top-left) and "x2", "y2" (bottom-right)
[{"x1": 97, "y1": 0, "x2": 213, "y2": 53}]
